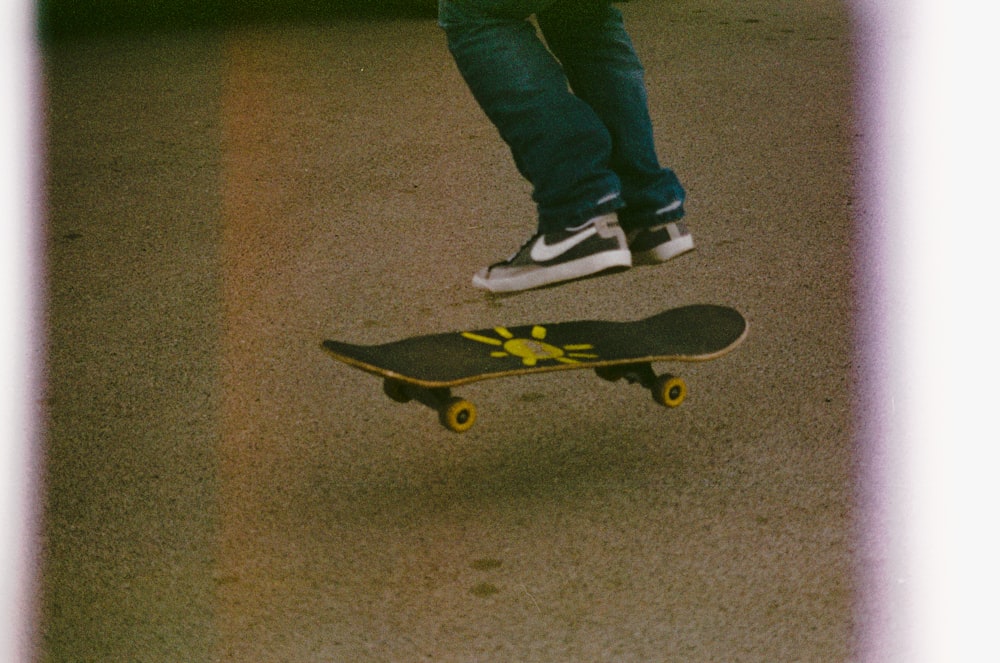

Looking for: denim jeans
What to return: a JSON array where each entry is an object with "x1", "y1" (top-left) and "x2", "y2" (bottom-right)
[{"x1": 438, "y1": 0, "x2": 685, "y2": 234}]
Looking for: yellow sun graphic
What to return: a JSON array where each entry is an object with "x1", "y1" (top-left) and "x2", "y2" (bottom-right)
[{"x1": 461, "y1": 325, "x2": 598, "y2": 367}]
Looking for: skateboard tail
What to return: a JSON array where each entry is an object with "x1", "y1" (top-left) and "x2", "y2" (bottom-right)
[{"x1": 321, "y1": 340, "x2": 436, "y2": 384}]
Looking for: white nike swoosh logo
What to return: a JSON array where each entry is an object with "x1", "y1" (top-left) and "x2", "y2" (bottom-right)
[{"x1": 530, "y1": 227, "x2": 598, "y2": 262}]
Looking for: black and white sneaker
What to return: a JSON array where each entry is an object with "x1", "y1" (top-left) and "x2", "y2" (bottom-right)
[
  {"x1": 627, "y1": 220, "x2": 695, "y2": 265},
  {"x1": 472, "y1": 213, "x2": 632, "y2": 293}
]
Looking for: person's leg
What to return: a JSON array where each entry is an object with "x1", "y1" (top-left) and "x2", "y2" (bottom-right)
[
  {"x1": 537, "y1": 0, "x2": 685, "y2": 230},
  {"x1": 439, "y1": 0, "x2": 631, "y2": 291},
  {"x1": 538, "y1": 1, "x2": 693, "y2": 263},
  {"x1": 438, "y1": 0, "x2": 623, "y2": 233}
]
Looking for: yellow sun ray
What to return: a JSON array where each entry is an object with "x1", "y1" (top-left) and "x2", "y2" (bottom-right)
[
  {"x1": 461, "y1": 324, "x2": 600, "y2": 367},
  {"x1": 462, "y1": 332, "x2": 503, "y2": 346}
]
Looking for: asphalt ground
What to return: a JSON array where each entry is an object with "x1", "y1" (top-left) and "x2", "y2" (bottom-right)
[{"x1": 38, "y1": 0, "x2": 863, "y2": 659}]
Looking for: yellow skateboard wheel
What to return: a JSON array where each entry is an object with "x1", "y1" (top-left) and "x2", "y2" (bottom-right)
[
  {"x1": 652, "y1": 374, "x2": 686, "y2": 408},
  {"x1": 440, "y1": 397, "x2": 477, "y2": 433}
]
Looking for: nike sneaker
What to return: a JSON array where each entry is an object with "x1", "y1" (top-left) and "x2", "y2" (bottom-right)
[
  {"x1": 471, "y1": 213, "x2": 632, "y2": 293},
  {"x1": 626, "y1": 220, "x2": 694, "y2": 265}
]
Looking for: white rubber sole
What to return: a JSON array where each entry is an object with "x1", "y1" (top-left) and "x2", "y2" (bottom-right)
[{"x1": 472, "y1": 248, "x2": 632, "y2": 293}]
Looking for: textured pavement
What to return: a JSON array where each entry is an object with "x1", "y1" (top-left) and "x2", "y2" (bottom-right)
[{"x1": 38, "y1": 1, "x2": 863, "y2": 660}]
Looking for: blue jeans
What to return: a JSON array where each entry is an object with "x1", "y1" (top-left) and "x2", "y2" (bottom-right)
[{"x1": 438, "y1": 0, "x2": 685, "y2": 234}]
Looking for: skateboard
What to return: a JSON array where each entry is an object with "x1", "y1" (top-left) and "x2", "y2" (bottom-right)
[{"x1": 321, "y1": 304, "x2": 747, "y2": 433}]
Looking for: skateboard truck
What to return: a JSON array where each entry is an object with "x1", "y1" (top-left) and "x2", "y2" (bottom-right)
[
  {"x1": 593, "y1": 363, "x2": 688, "y2": 408},
  {"x1": 382, "y1": 362, "x2": 685, "y2": 433},
  {"x1": 383, "y1": 379, "x2": 478, "y2": 433}
]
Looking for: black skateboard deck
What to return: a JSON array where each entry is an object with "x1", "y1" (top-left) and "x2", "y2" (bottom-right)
[{"x1": 322, "y1": 304, "x2": 747, "y2": 432}]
